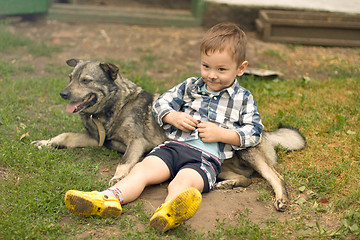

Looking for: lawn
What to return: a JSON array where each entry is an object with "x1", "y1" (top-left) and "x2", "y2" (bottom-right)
[{"x1": 0, "y1": 21, "x2": 359, "y2": 239}]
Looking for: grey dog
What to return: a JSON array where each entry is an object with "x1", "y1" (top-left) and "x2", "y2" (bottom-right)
[{"x1": 32, "y1": 59, "x2": 306, "y2": 211}]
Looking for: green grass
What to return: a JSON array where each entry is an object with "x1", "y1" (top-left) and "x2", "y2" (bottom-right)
[
  {"x1": 0, "y1": 24, "x2": 29, "y2": 52},
  {"x1": 0, "y1": 22, "x2": 61, "y2": 57},
  {"x1": 0, "y1": 23, "x2": 359, "y2": 239},
  {"x1": 263, "y1": 49, "x2": 286, "y2": 61}
]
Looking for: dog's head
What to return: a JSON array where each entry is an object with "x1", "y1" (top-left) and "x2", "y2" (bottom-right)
[{"x1": 60, "y1": 58, "x2": 119, "y2": 114}]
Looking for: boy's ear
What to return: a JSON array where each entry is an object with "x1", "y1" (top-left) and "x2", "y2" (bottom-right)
[{"x1": 237, "y1": 61, "x2": 248, "y2": 77}]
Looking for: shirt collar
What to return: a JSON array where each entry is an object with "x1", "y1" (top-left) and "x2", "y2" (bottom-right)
[{"x1": 194, "y1": 77, "x2": 240, "y2": 99}]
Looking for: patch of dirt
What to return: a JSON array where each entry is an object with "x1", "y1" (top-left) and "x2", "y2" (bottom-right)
[
  {"x1": 10, "y1": 19, "x2": 357, "y2": 84},
  {"x1": 137, "y1": 184, "x2": 286, "y2": 233},
  {"x1": 6, "y1": 18, "x2": 355, "y2": 235},
  {"x1": 97, "y1": 165, "x2": 284, "y2": 233}
]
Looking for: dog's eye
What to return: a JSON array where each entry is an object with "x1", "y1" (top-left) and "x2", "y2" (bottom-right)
[{"x1": 81, "y1": 78, "x2": 92, "y2": 84}]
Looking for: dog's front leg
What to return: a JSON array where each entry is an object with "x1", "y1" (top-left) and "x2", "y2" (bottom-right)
[
  {"x1": 109, "y1": 140, "x2": 147, "y2": 186},
  {"x1": 31, "y1": 132, "x2": 99, "y2": 149},
  {"x1": 253, "y1": 160, "x2": 289, "y2": 211}
]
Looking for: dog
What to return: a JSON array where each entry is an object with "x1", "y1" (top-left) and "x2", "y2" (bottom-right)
[
  {"x1": 32, "y1": 59, "x2": 167, "y2": 186},
  {"x1": 32, "y1": 59, "x2": 306, "y2": 211}
]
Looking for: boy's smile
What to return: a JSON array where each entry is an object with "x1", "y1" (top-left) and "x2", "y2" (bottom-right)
[{"x1": 201, "y1": 50, "x2": 248, "y2": 92}]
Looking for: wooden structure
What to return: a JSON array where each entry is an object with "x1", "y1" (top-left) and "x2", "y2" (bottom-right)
[{"x1": 256, "y1": 10, "x2": 360, "y2": 47}]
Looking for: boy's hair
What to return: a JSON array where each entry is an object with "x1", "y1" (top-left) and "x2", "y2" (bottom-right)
[{"x1": 200, "y1": 22, "x2": 247, "y2": 66}]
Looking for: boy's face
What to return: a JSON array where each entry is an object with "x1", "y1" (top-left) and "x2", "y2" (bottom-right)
[{"x1": 201, "y1": 50, "x2": 248, "y2": 92}]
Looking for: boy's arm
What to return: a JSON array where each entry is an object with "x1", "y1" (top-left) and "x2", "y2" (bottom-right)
[
  {"x1": 152, "y1": 79, "x2": 190, "y2": 128},
  {"x1": 234, "y1": 93, "x2": 263, "y2": 148}
]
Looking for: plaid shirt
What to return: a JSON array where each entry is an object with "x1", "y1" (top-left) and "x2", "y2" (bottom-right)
[{"x1": 153, "y1": 77, "x2": 263, "y2": 160}]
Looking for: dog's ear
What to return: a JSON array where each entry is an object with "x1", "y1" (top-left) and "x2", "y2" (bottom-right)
[
  {"x1": 100, "y1": 63, "x2": 119, "y2": 81},
  {"x1": 66, "y1": 59, "x2": 82, "y2": 67}
]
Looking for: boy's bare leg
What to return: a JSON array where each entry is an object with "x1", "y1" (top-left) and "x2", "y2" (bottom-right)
[
  {"x1": 165, "y1": 168, "x2": 204, "y2": 202},
  {"x1": 111, "y1": 155, "x2": 171, "y2": 203}
]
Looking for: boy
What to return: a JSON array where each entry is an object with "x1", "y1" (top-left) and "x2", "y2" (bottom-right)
[{"x1": 64, "y1": 22, "x2": 263, "y2": 232}]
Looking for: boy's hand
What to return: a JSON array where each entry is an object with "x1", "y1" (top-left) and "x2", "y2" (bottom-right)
[
  {"x1": 198, "y1": 121, "x2": 241, "y2": 146},
  {"x1": 197, "y1": 121, "x2": 223, "y2": 142},
  {"x1": 163, "y1": 111, "x2": 198, "y2": 132}
]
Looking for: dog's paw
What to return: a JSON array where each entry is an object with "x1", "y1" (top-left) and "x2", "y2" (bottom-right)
[
  {"x1": 274, "y1": 198, "x2": 288, "y2": 211},
  {"x1": 215, "y1": 177, "x2": 252, "y2": 189},
  {"x1": 31, "y1": 140, "x2": 52, "y2": 149},
  {"x1": 109, "y1": 176, "x2": 122, "y2": 186},
  {"x1": 214, "y1": 180, "x2": 237, "y2": 189},
  {"x1": 110, "y1": 165, "x2": 131, "y2": 186}
]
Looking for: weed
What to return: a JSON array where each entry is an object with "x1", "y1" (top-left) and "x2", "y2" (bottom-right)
[{"x1": 256, "y1": 183, "x2": 273, "y2": 203}]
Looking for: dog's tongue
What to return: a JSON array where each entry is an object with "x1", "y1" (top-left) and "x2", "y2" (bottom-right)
[{"x1": 66, "y1": 101, "x2": 82, "y2": 113}]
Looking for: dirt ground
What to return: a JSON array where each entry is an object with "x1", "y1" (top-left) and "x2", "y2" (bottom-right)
[
  {"x1": 10, "y1": 18, "x2": 358, "y2": 83},
  {"x1": 6, "y1": 18, "x2": 356, "y2": 234}
]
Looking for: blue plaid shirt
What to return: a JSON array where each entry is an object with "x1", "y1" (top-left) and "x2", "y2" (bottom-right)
[{"x1": 153, "y1": 77, "x2": 263, "y2": 160}]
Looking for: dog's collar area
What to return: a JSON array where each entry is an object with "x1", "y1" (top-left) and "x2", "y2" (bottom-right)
[{"x1": 90, "y1": 115, "x2": 105, "y2": 146}]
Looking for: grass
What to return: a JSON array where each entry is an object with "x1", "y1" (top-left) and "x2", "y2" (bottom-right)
[{"x1": 0, "y1": 23, "x2": 359, "y2": 239}]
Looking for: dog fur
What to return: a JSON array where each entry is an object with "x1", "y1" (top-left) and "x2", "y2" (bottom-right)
[{"x1": 32, "y1": 59, "x2": 306, "y2": 211}]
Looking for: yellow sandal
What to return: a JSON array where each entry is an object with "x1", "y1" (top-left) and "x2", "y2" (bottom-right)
[
  {"x1": 149, "y1": 187, "x2": 202, "y2": 232},
  {"x1": 64, "y1": 190, "x2": 122, "y2": 218}
]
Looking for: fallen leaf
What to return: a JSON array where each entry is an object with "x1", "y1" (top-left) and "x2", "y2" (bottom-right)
[
  {"x1": 346, "y1": 130, "x2": 356, "y2": 135},
  {"x1": 319, "y1": 196, "x2": 329, "y2": 204},
  {"x1": 299, "y1": 194, "x2": 307, "y2": 199},
  {"x1": 19, "y1": 132, "x2": 29, "y2": 141},
  {"x1": 295, "y1": 197, "x2": 307, "y2": 205},
  {"x1": 350, "y1": 224, "x2": 359, "y2": 233},
  {"x1": 102, "y1": 168, "x2": 109, "y2": 172}
]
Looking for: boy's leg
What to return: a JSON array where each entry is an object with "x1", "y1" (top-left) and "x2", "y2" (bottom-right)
[
  {"x1": 165, "y1": 168, "x2": 204, "y2": 202},
  {"x1": 64, "y1": 155, "x2": 171, "y2": 218},
  {"x1": 110, "y1": 155, "x2": 171, "y2": 203},
  {"x1": 150, "y1": 168, "x2": 204, "y2": 232}
]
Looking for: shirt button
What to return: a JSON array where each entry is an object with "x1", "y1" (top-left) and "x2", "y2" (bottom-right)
[{"x1": 214, "y1": 96, "x2": 217, "y2": 100}]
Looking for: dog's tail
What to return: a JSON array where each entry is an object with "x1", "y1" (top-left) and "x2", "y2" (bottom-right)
[{"x1": 265, "y1": 126, "x2": 306, "y2": 151}]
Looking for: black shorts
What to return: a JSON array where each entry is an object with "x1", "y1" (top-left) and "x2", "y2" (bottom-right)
[{"x1": 147, "y1": 141, "x2": 222, "y2": 193}]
